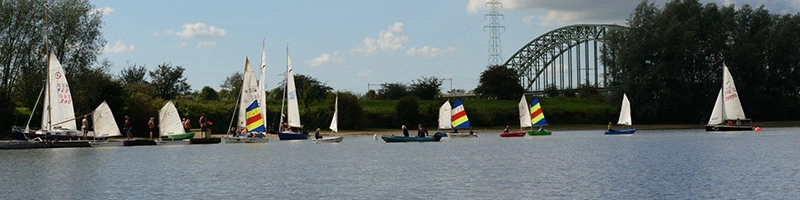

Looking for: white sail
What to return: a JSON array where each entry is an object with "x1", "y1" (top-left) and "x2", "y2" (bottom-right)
[
  {"x1": 258, "y1": 39, "x2": 268, "y2": 127},
  {"x1": 238, "y1": 58, "x2": 259, "y2": 129},
  {"x1": 159, "y1": 101, "x2": 185, "y2": 136},
  {"x1": 438, "y1": 100, "x2": 452, "y2": 130},
  {"x1": 617, "y1": 93, "x2": 632, "y2": 126},
  {"x1": 91, "y1": 101, "x2": 121, "y2": 138},
  {"x1": 41, "y1": 53, "x2": 76, "y2": 131},
  {"x1": 708, "y1": 89, "x2": 724, "y2": 125},
  {"x1": 518, "y1": 95, "x2": 532, "y2": 128},
  {"x1": 285, "y1": 48, "x2": 302, "y2": 128},
  {"x1": 329, "y1": 96, "x2": 338, "y2": 132},
  {"x1": 721, "y1": 64, "x2": 746, "y2": 120}
]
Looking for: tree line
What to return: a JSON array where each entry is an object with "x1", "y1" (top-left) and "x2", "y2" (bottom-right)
[{"x1": 602, "y1": 0, "x2": 800, "y2": 124}]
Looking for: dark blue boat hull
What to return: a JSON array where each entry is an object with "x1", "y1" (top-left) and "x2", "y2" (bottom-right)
[
  {"x1": 278, "y1": 132, "x2": 309, "y2": 140},
  {"x1": 605, "y1": 129, "x2": 636, "y2": 135}
]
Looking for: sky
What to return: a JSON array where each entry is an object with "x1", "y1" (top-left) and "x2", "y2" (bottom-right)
[{"x1": 90, "y1": 0, "x2": 800, "y2": 94}]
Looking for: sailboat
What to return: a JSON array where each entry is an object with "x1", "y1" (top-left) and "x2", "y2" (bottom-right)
[
  {"x1": 278, "y1": 46, "x2": 309, "y2": 140},
  {"x1": 312, "y1": 95, "x2": 343, "y2": 143},
  {"x1": 705, "y1": 64, "x2": 754, "y2": 131},
  {"x1": 527, "y1": 97, "x2": 551, "y2": 136},
  {"x1": 224, "y1": 57, "x2": 269, "y2": 143},
  {"x1": 4, "y1": 5, "x2": 89, "y2": 148},
  {"x1": 433, "y1": 100, "x2": 452, "y2": 137},
  {"x1": 605, "y1": 93, "x2": 635, "y2": 134},
  {"x1": 449, "y1": 99, "x2": 477, "y2": 138},
  {"x1": 159, "y1": 101, "x2": 195, "y2": 140},
  {"x1": 501, "y1": 95, "x2": 529, "y2": 137},
  {"x1": 85, "y1": 101, "x2": 123, "y2": 146}
]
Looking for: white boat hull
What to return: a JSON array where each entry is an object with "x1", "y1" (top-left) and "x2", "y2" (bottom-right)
[{"x1": 312, "y1": 136, "x2": 343, "y2": 143}]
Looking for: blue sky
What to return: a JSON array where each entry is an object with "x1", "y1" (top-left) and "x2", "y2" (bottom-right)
[{"x1": 91, "y1": 0, "x2": 799, "y2": 94}]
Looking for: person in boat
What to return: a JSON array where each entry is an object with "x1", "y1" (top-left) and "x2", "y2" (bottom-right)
[
  {"x1": 402, "y1": 125, "x2": 409, "y2": 137},
  {"x1": 228, "y1": 127, "x2": 237, "y2": 137},
  {"x1": 503, "y1": 125, "x2": 510, "y2": 133},
  {"x1": 314, "y1": 128, "x2": 322, "y2": 139},
  {"x1": 199, "y1": 113, "x2": 208, "y2": 138},
  {"x1": 469, "y1": 126, "x2": 474, "y2": 135},
  {"x1": 417, "y1": 124, "x2": 428, "y2": 137},
  {"x1": 81, "y1": 114, "x2": 89, "y2": 140},
  {"x1": 607, "y1": 122, "x2": 614, "y2": 131},
  {"x1": 148, "y1": 117, "x2": 155, "y2": 140},
  {"x1": 281, "y1": 122, "x2": 289, "y2": 132},
  {"x1": 727, "y1": 120, "x2": 733, "y2": 126},
  {"x1": 452, "y1": 127, "x2": 458, "y2": 133},
  {"x1": 124, "y1": 115, "x2": 132, "y2": 140},
  {"x1": 183, "y1": 118, "x2": 191, "y2": 133}
]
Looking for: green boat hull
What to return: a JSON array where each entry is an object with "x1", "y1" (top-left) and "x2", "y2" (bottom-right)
[
  {"x1": 527, "y1": 129, "x2": 552, "y2": 136},
  {"x1": 381, "y1": 133, "x2": 443, "y2": 143},
  {"x1": 167, "y1": 132, "x2": 195, "y2": 140}
]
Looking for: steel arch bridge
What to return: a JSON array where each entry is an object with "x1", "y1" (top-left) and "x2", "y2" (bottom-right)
[{"x1": 503, "y1": 24, "x2": 626, "y2": 92}]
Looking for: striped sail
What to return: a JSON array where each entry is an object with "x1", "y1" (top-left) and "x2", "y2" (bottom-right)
[
  {"x1": 238, "y1": 58, "x2": 259, "y2": 130},
  {"x1": 246, "y1": 100, "x2": 266, "y2": 132},
  {"x1": 451, "y1": 99, "x2": 470, "y2": 129},
  {"x1": 530, "y1": 97, "x2": 547, "y2": 126}
]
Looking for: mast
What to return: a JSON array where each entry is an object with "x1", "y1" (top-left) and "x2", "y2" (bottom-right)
[
  {"x1": 258, "y1": 38, "x2": 267, "y2": 130},
  {"x1": 278, "y1": 44, "x2": 288, "y2": 130},
  {"x1": 45, "y1": 1, "x2": 52, "y2": 131}
]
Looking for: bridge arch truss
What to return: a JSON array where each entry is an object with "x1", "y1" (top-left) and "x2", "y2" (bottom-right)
[{"x1": 503, "y1": 24, "x2": 626, "y2": 92}]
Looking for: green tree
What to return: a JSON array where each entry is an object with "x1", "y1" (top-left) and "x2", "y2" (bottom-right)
[
  {"x1": 395, "y1": 96, "x2": 418, "y2": 127},
  {"x1": 294, "y1": 74, "x2": 332, "y2": 109},
  {"x1": 149, "y1": 62, "x2": 190, "y2": 100},
  {"x1": 474, "y1": 65, "x2": 524, "y2": 100},
  {"x1": 377, "y1": 83, "x2": 408, "y2": 100},
  {"x1": 119, "y1": 63, "x2": 148, "y2": 85},
  {"x1": 1, "y1": 0, "x2": 105, "y2": 131},
  {"x1": 330, "y1": 92, "x2": 365, "y2": 130},
  {"x1": 199, "y1": 86, "x2": 219, "y2": 101},
  {"x1": 362, "y1": 90, "x2": 377, "y2": 100},
  {"x1": 409, "y1": 76, "x2": 442, "y2": 100}
]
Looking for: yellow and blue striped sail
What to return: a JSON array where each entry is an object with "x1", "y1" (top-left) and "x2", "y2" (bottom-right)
[
  {"x1": 246, "y1": 100, "x2": 266, "y2": 132},
  {"x1": 451, "y1": 99, "x2": 471, "y2": 129},
  {"x1": 530, "y1": 97, "x2": 547, "y2": 126}
]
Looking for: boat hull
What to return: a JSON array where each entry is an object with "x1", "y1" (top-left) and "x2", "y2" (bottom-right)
[
  {"x1": 12, "y1": 130, "x2": 101, "y2": 141},
  {"x1": 224, "y1": 136, "x2": 269, "y2": 143},
  {"x1": 312, "y1": 136, "x2": 343, "y2": 143},
  {"x1": 705, "y1": 125, "x2": 754, "y2": 131},
  {"x1": 381, "y1": 133, "x2": 442, "y2": 143},
  {"x1": 448, "y1": 133, "x2": 477, "y2": 138},
  {"x1": 527, "y1": 129, "x2": 552, "y2": 136},
  {"x1": 167, "y1": 132, "x2": 195, "y2": 140},
  {"x1": 605, "y1": 129, "x2": 636, "y2": 135},
  {"x1": 189, "y1": 138, "x2": 221, "y2": 144},
  {"x1": 500, "y1": 131, "x2": 526, "y2": 137},
  {"x1": 123, "y1": 139, "x2": 157, "y2": 146},
  {"x1": 278, "y1": 132, "x2": 309, "y2": 140}
]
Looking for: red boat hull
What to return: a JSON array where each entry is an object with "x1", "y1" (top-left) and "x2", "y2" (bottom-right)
[{"x1": 500, "y1": 131, "x2": 525, "y2": 137}]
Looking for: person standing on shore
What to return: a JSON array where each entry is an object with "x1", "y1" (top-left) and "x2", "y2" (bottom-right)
[
  {"x1": 148, "y1": 117, "x2": 155, "y2": 140},
  {"x1": 124, "y1": 115, "x2": 132, "y2": 140},
  {"x1": 199, "y1": 113, "x2": 208, "y2": 138}
]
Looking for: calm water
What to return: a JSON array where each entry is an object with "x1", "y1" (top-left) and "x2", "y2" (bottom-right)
[{"x1": 2, "y1": 127, "x2": 800, "y2": 199}]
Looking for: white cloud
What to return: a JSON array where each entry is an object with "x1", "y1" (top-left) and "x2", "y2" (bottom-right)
[
  {"x1": 178, "y1": 41, "x2": 188, "y2": 48},
  {"x1": 195, "y1": 41, "x2": 217, "y2": 48},
  {"x1": 92, "y1": 7, "x2": 114, "y2": 16},
  {"x1": 103, "y1": 40, "x2": 134, "y2": 54},
  {"x1": 156, "y1": 23, "x2": 227, "y2": 38},
  {"x1": 307, "y1": 51, "x2": 345, "y2": 67},
  {"x1": 405, "y1": 46, "x2": 456, "y2": 57},
  {"x1": 357, "y1": 69, "x2": 376, "y2": 77},
  {"x1": 351, "y1": 22, "x2": 409, "y2": 56}
]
